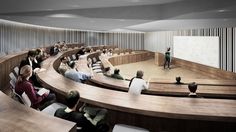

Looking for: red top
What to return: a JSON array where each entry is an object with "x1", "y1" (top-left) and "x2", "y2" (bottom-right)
[{"x1": 15, "y1": 80, "x2": 46, "y2": 108}]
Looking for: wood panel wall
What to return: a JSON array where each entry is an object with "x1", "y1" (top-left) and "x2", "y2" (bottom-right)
[
  {"x1": 145, "y1": 28, "x2": 236, "y2": 73},
  {"x1": 0, "y1": 51, "x2": 27, "y2": 91},
  {"x1": 109, "y1": 51, "x2": 154, "y2": 66}
]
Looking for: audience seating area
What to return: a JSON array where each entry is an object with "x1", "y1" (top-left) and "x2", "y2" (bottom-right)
[
  {"x1": 1, "y1": 44, "x2": 236, "y2": 132},
  {"x1": 83, "y1": 51, "x2": 236, "y2": 99}
]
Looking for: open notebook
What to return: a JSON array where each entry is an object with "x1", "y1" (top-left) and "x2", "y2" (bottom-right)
[{"x1": 37, "y1": 88, "x2": 50, "y2": 96}]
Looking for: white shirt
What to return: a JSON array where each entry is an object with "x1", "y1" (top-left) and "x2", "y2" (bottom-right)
[
  {"x1": 28, "y1": 58, "x2": 32, "y2": 67},
  {"x1": 128, "y1": 78, "x2": 149, "y2": 95}
]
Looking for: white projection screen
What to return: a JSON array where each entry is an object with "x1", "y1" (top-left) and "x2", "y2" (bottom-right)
[{"x1": 173, "y1": 36, "x2": 219, "y2": 68}]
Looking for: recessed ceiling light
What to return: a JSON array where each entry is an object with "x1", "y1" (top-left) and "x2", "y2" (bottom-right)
[
  {"x1": 131, "y1": 0, "x2": 140, "y2": 2},
  {"x1": 47, "y1": 14, "x2": 77, "y2": 18},
  {"x1": 217, "y1": 9, "x2": 229, "y2": 12},
  {"x1": 70, "y1": 5, "x2": 80, "y2": 8},
  {"x1": 45, "y1": 9, "x2": 53, "y2": 11}
]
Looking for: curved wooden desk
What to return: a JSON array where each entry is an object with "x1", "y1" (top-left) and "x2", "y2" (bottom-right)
[
  {"x1": 0, "y1": 91, "x2": 76, "y2": 132},
  {"x1": 155, "y1": 52, "x2": 236, "y2": 79},
  {"x1": 36, "y1": 51, "x2": 236, "y2": 131},
  {"x1": 86, "y1": 52, "x2": 236, "y2": 99}
]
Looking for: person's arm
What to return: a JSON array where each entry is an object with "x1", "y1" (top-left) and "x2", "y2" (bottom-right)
[
  {"x1": 143, "y1": 78, "x2": 150, "y2": 90},
  {"x1": 24, "y1": 82, "x2": 47, "y2": 105},
  {"x1": 118, "y1": 75, "x2": 124, "y2": 80}
]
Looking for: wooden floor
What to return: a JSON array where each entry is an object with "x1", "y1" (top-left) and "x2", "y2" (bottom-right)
[{"x1": 115, "y1": 59, "x2": 215, "y2": 80}]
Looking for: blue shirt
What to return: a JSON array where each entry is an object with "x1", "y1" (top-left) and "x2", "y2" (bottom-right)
[{"x1": 64, "y1": 69, "x2": 91, "y2": 82}]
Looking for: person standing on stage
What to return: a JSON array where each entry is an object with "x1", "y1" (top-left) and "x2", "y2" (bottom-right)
[{"x1": 164, "y1": 47, "x2": 171, "y2": 69}]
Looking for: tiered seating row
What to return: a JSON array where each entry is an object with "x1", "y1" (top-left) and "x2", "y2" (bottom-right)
[{"x1": 36, "y1": 50, "x2": 236, "y2": 131}]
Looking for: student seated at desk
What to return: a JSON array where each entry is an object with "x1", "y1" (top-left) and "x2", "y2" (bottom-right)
[
  {"x1": 54, "y1": 90, "x2": 109, "y2": 132},
  {"x1": 58, "y1": 56, "x2": 71, "y2": 75},
  {"x1": 111, "y1": 69, "x2": 124, "y2": 80},
  {"x1": 103, "y1": 67, "x2": 112, "y2": 77},
  {"x1": 128, "y1": 70, "x2": 149, "y2": 95},
  {"x1": 100, "y1": 50, "x2": 107, "y2": 58},
  {"x1": 19, "y1": 50, "x2": 42, "y2": 87},
  {"x1": 35, "y1": 48, "x2": 48, "y2": 65},
  {"x1": 50, "y1": 42, "x2": 60, "y2": 56},
  {"x1": 64, "y1": 61, "x2": 92, "y2": 83},
  {"x1": 60, "y1": 41, "x2": 68, "y2": 51},
  {"x1": 15, "y1": 65, "x2": 56, "y2": 110},
  {"x1": 188, "y1": 82, "x2": 202, "y2": 98}
]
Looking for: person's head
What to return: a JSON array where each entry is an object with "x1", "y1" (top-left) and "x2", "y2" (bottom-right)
[
  {"x1": 60, "y1": 57, "x2": 68, "y2": 63},
  {"x1": 66, "y1": 90, "x2": 80, "y2": 109},
  {"x1": 35, "y1": 48, "x2": 42, "y2": 56},
  {"x1": 188, "y1": 82, "x2": 198, "y2": 93},
  {"x1": 176, "y1": 76, "x2": 181, "y2": 84},
  {"x1": 167, "y1": 47, "x2": 171, "y2": 51},
  {"x1": 136, "y1": 70, "x2": 144, "y2": 79},
  {"x1": 27, "y1": 50, "x2": 36, "y2": 60},
  {"x1": 54, "y1": 43, "x2": 60, "y2": 48},
  {"x1": 18, "y1": 65, "x2": 32, "y2": 82},
  {"x1": 68, "y1": 61, "x2": 76, "y2": 69},
  {"x1": 103, "y1": 50, "x2": 106, "y2": 54},
  {"x1": 114, "y1": 69, "x2": 120, "y2": 74}
]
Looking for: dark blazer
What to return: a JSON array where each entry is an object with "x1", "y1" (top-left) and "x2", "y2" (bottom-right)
[
  {"x1": 19, "y1": 58, "x2": 42, "y2": 87},
  {"x1": 55, "y1": 108, "x2": 96, "y2": 132},
  {"x1": 19, "y1": 58, "x2": 41, "y2": 72}
]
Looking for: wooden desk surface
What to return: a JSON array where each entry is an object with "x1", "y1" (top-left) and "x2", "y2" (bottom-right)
[
  {"x1": 149, "y1": 83, "x2": 236, "y2": 98},
  {"x1": 0, "y1": 91, "x2": 76, "y2": 132},
  {"x1": 37, "y1": 52, "x2": 236, "y2": 122},
  {"x1": 90, "y1": 72, "x2": 236, "y2": 99},
  {"x1": 85, "y1": 54, "x2": 236, "y2": 99},
  {"x1": 150, "y1": 78, "x2": 236, "y2": 86}
]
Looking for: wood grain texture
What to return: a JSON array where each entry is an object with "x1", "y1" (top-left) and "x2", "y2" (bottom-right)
[
  {"x1": 0, "y1": 51, "x2": 28, "y2": 91},
  {"x1": 87, "y1": 52, "x2": 236, "y2": 99},
  {"x1": 155, "y1": 52, "x2": 236, "y2": 79},
  {"x1": 36, "y1": 50, "x2": 236, "y2": 123},
  {"x1": 109, "y1": 51, "x2": 154, "y2": 66},
  {"x1": 0, "y1": 91, "x2": 76, "y2": 132}
]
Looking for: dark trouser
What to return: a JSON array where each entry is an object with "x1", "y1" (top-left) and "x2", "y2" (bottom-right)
[
  {"x1": 164, "y1": 58, "x2": 170, "y2": 69},
  {"x1": 39, "y1": 93, "x2": 56, "y2": 110}
]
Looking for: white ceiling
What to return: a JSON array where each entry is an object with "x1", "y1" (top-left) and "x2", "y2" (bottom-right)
[{"x1": 0, "y1": 0, "x2": 236, "y2": 32}]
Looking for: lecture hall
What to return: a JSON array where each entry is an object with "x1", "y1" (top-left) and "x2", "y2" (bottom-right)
[{"x1": 0, "y1": 0, "x2": 236, "y2": 132}]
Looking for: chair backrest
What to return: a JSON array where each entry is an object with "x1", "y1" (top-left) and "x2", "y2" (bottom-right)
[
  {"x1": 92, "y1": 57, "x2": 97, "y2": 63},
  {"x1": 67, "y1": 56, "x2": 71, "y2": 61},
  {"x1": 14, "y1": 66, "x2": 19, "y2": 76},
  {"x1": 9, "y1": 72, "x2": 17, "y2": 84},
  {"x1": 72, "y1": 54, "x2": 76, "y2": 60},
  {"x1": 22, "y1": 92, "x2": 31, "y2": 107},
  {"x1": 11, "y1": 91, "x2": 26, "y2": 105},
  {"x1": 10, "y1": 79, "x2": 16, "y2": 90},
  {"x1": 10, "y1": 79, "x2": 30, "y2": 106},
  {"x1": 113, "y1": 124, "x2": 149, "y2": 132},
  {"x1": 42, "y1": 102, "x2": 66, "y2": 115}
]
